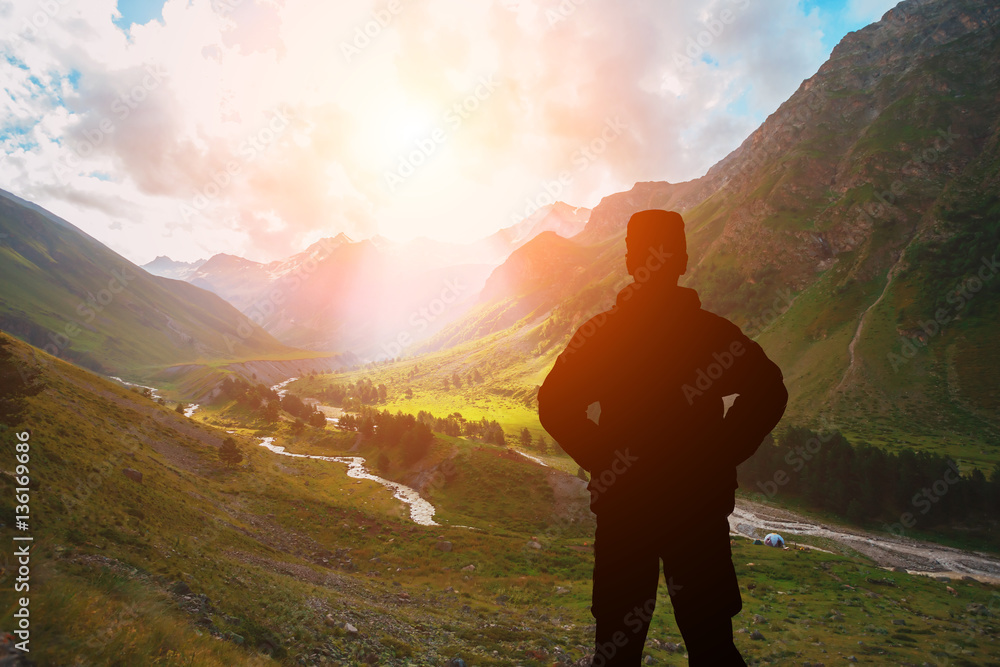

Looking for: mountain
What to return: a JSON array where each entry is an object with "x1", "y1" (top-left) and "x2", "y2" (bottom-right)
[
  {"x1": 187, "y1": 253, "x2": 275, "y2": 311},
  {"x1": 140, "y1": 205, "x2": 589, "y2": 359},
  {"x1": 0, "y1": 189, "x2": 299, "y2": 379},
  {"x1": 143, "y1": 255, "x2": 206, "y2": 280},
  {"x1": 478, "y1": 201, "x2": 591, "y2": 258},
  {"x1": 421, "y1": 0, "x2": 1000, "y2": 467}
]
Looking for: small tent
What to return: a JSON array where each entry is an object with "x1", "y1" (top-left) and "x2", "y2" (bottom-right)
[{"x1": 764, "y1": 533, "x2": 785, "y2": 548}]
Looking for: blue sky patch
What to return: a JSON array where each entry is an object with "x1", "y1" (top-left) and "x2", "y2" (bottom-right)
[{"x1": 114, "y1": 0, "x2": 166, "y2": 30}]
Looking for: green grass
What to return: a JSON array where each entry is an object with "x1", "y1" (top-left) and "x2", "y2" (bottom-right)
[{"x1": 2, "y1": 333, "x2": 999, "y2": 664}]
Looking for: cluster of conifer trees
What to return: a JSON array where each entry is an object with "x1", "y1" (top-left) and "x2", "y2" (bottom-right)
[
  {"x1": 218, "y1": 376, "x2": 324, "y2": 426},
  {"x1": 413, "y1": 410, "x2": 507, "y2": 446},
  {"x1": 738, "y1": 427, "x2": 1000, "y2": 536},
  {"x1": 340, "y1": 407, "x2": 434, "y2": 465},
  {"x1": 313, "y1": 377, "x2": 387, "y2": 407}
]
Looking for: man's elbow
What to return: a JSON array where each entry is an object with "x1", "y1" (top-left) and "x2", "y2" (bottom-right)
[
  {"x1": 536, "y1": 381, "x2": 561, "y2": 436},
  {"x1": 767, "y1": 367, "x2": 789, "y2": 424}
]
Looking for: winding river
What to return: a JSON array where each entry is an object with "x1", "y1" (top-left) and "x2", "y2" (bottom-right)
[
  {"x1": 256, "y1": 436, "x2": 439, "y2": 526},
  {"x1": 257, "y1": 378, "x2": 440, "y2": 526},
  {"x1": 119, "y1": 373, "x2": 1000, "y2": 578}
]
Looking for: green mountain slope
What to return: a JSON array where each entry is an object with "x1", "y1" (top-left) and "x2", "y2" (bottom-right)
[
  {"x1": 423, "y1": 0, "x2": 1000, "y2": 467},
  {"x1": 0, "y1": 189, "x2": 298, "y2": 379}
]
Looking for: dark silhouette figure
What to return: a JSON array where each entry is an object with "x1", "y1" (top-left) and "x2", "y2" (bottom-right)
[{"x1": 538, "y1": 210, "x2": 787, "y2": 666}]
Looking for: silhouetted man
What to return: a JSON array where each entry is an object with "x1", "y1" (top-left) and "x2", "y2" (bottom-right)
[{"x1": 538, "y1": 209, "x2": 787, "y2": 666}]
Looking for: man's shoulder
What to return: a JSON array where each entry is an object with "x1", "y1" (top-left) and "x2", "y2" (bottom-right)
[{"x1": 685, "y1": 307, "x2": 752, "y2": 349}]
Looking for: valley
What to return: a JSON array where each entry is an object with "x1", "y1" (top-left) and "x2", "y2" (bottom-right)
[
  {"x1": 2, "y1": 332, "x2": 999, "y2": 665},
  {"x1": 1, "y1": 0, "x2": 999, "y2": 663}
]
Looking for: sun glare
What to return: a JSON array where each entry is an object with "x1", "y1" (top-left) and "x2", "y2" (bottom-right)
[{"x1": 353, "y1": 91, "x2": 438, "y2": 167}]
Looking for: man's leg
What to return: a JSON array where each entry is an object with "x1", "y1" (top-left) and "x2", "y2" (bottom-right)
[
  {"x1": 663, "y1": 515, "x2": 746, "y2": 666},
  {"x1": 591, "y1": 512, "x2": 660, "y2": 666}
]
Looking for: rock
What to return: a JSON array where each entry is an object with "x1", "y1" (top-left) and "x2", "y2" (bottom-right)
[
  {"x1": 966, "y1": 603, "x2": 990, "y2": 616},
  {"x1": 753, "y1": 614, "x2": 767, "y2": 624},
  {"x1": 436, "y1": 540, "x2": 453, "y2": 552},
  {"x1": 122, "y1": 468, "x2": 143, "y2": 483},
  {"x1": 447, "y1": 659, "x2": 467, "y2": 667},
  {"x1": 344, "y1": 622, "x2": 358, "y2": 635},
  {"x1": 663, "y1": 642, "x2": 682, "y2": 653},
  {"x1": 324, "y1": 614, "x2": 338, "y2": 628},
  {"x1": 555, "y1": 586, "x2": 569, "y2": 594},
  {"x1": 847, "y1": 657, "x2": 858, "y2": 663},
  {"x1": 891, "y1": 618, "x2": 906, "y2": 625},
  {"x1": 750, "y1": 629, "x2": 765, "y2": 640},
  {"x1": 527, "y1": 540, "x2": 542, "y2": 549},
  {"x1": 170, "y1": 580, "x2": 192, "y2": 596},
  {"x1": 461, "y1": 564, "x2": 475, "y2": 571},
  {"x1": 643, "y1": 655, "x2": 656, "y2": 664}
]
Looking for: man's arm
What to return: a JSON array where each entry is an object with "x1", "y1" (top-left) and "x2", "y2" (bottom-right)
[
  {"x1": 710, "y1": 320, "x2": 788, "y2": 466},
  {"x1": 537, "y1": 325, "x2": 607, "y2": 473}
]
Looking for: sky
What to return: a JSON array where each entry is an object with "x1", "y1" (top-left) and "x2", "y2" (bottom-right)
[{"x1": 0, "y1": 0, "x2": 899, "y2": 264}]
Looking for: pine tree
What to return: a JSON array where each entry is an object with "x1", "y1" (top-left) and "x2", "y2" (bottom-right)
[{"x1": 219, "y1": 437, "x2": 243, "y2": 468}]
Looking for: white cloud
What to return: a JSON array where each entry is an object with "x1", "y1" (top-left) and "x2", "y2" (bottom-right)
[{"x1": 0, "y1": 0, "x2": 869, "y2": 262}]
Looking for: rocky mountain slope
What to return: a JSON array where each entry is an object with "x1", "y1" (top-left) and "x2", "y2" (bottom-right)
[
  {"x1": 425, "y1": 0, "x2": 1000, "y2": 466},
  {"x1": 143, "y1": 203, "x2": 590, "y2": 358}
]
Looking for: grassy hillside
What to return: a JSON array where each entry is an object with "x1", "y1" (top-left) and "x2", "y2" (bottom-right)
[
  {"x1": 0, "y1": 190, "x2": 300, "y2": 380},
  {"x1": 3, "y1": 334, "x2": 999, "y2": 665}
]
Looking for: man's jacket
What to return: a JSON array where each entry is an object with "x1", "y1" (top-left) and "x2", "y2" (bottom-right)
[{"x1": 538, "y1": 281, "x2": 787, "y2": 517}]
